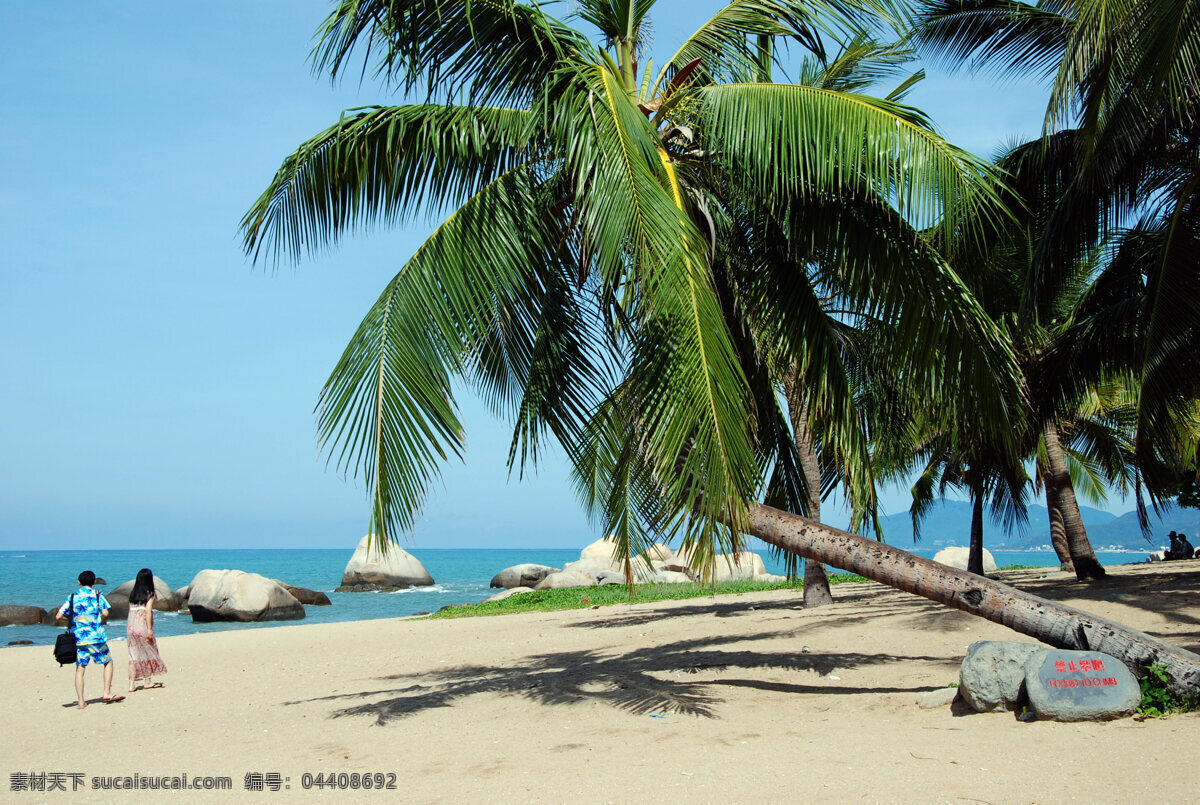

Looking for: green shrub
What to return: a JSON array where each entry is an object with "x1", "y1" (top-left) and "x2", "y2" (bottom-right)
[{"x1": 1138, "y1": 664, "x2": 1199, "y2": 717}]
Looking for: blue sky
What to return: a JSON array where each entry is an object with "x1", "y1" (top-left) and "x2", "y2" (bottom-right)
[{"x1": 0, "y1": 1, "x2": 1116, "y2": 551}]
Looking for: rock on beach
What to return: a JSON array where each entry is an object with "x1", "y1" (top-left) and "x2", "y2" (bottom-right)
[
  {"x1": 513, "y1": 537, "x2": 785, "y2": 591},
  {"x1": 933, "y1": 546, "x2": 998, "y2": 573},
  {"x1": 918, "y1": 687, "x2": 959, "y2": 709},
  {"x1": 490, "y1": 564, "x2": 558, "y2": 589},
  {"x1": 535, "y1": 568, "x2": 596, "y2": 590},
  {"x1": 1023, "y1": 649, "x2": 1141, "y2": 722},
  {"x1": 484, "y1": 587, "x2": 535, "y2": 602},
  {"x1": 958, "y1": 640, "x2": 1043, "y2": 712}
]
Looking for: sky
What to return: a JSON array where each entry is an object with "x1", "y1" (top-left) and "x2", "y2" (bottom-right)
[{"x1": 0, "y1": 1, "x2": 1118, "y2": 551}]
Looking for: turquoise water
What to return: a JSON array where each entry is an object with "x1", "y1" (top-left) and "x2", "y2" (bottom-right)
[{"x1": 1, "y1": 547, "x2": 1148, "y2": 646}]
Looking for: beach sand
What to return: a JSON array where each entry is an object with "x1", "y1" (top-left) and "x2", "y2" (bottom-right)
[{"x1": 4, "y1": 561, "x2": 1198, "y2": 803}]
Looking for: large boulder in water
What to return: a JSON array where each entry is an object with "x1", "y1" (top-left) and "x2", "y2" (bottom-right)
[
  {"x1": 490, "y1": 564, "x2": 559, "y2": 589},
  {"x1": 269, "y1": 580, "x2": 332, "y2": 606},
  {"x1": 933, "y1": 546, "x2": 998, "y2": 573},
  {"x1": 167, "y1": 584, "x2": 191, "y2": 610},
  {"x1": 290, "y1": 587, "x2": 331, "y2": 606},
  {"x1": 282, "y1": 585, "x2": 331, "y2": 606},
  {"x1": 186, "y1": 570, "x2": 304, "y2": 622},
  {"x1": 0, "y1": 605, "x2": 48, "y2": 626},
  {"x1": 106, "y1": 575, "x2": 176, "y2": 620},
  {"x1": 338, "y1": 536, "x2": 434, "y2": 591}
]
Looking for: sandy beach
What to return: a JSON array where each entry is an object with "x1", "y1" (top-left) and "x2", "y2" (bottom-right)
[{"x1": 4, "y1": 561, "x2": 1198, "y2": 803}]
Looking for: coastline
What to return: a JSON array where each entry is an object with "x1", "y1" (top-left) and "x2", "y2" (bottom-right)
[
  {"x1": 0, "y1": 548, "x2": 1156, "y2": 647},
  {"x1": 3, "y1": 561, "x2": 1197, "y2": 802}
]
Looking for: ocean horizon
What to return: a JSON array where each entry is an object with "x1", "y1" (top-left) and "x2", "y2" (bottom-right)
[{"x1": 1, "y1": 546, "x2": 1153, "y2": 647}]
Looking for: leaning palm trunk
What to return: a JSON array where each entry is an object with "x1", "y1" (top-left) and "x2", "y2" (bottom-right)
[
  {"x1": 1043, "y1": 471, "x2": 1076, "y2": 573},
  {"x1": 786, "y1": 381, "x2": 834, "y2": 608},
  {"x1": 1044, "y1": 420, "x2": 1106, "y2": 580},
  {"x1": 746, "y1": 502, "x2": 1200, "y2": 698}
]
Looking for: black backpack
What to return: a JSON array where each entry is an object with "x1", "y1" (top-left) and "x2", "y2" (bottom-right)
[{"x1": 53, "y1": 594, "x2": 77, "y2": 666}]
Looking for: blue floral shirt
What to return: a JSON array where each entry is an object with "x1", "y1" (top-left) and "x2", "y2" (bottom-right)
[{"x1": 58, "y1": 587, "x2": 111, "y2": 646}]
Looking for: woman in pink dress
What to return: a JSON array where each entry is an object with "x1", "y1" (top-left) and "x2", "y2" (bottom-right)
[{"x1": 126, "y1": 568, "x2": 168, "y2": 692}]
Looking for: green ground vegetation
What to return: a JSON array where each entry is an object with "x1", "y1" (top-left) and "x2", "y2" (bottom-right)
[{"x1": 426, "y1": 574, "x2": 873, "y2": 619}]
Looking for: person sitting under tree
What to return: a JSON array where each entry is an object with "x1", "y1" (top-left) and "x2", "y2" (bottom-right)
[
  {"x1": 1165, "y1": 531, "x2": 1195, "y2": 560},
  {"x1": 1178, "y1": 533, "x2": 1195, "y2": 560}
]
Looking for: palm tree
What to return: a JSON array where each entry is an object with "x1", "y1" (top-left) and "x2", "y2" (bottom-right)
[
  {"x1": 991, "y1": 130, "x2": 1198, "y2": 578},
  {"x1": 869, "y1": 242, "x2": 1029, "y2": 578},
  {"x1": 907, "y1": 424, "x2": 1030, "y2": 576},
  {"x1": 243, "y1": 0, "x2": 1200, "y2": 694},
  {"x1": 1033, "y1": 383, "x2": 1138, "y2": 572},
  {"x1": 911, "y1": 0, "x2": 1200, "y2": 513},
  {"x1": 761, "y1": 36, "x2": 929, "y2": 607},
  {"x1": 980, "y1": 134, "x2": 1121, "y2": 579}
]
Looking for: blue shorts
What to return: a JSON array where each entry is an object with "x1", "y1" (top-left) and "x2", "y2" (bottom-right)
[{"x1": 76, "y1": 643, "x2": 112, "y2": 666}]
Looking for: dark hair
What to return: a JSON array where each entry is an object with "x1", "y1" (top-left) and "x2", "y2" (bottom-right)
[
  {"x1": 129, "y1": 568, "x2": 156, "y2": 605},
  {"x1": 78, "y1": 570, "x2": 96, "y2": 586}
]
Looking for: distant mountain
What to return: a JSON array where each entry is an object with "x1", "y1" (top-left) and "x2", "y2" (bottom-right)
[
  {"x1": 1089, "y1": 509, "x2": 1200, "y2": 550},
  {"x1": 871, "y1": 499, "x2": 1198, "y2": 551}
]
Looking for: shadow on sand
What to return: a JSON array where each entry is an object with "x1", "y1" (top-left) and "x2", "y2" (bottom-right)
[{"x1": 285, "y1": 630, "x2": 945, "y2": 725}]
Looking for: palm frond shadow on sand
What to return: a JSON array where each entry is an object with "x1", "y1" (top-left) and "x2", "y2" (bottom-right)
[
  {"x1": 285, "y1": 631, "x2": 947, "y2": 726},
  {"x1": 565, "y1": 589, "x2": 952, "y2": 633}
]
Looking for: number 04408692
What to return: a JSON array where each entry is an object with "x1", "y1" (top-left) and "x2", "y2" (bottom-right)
[{"x1": 300, "y1": 772, "x2": 397, "y2": 790}]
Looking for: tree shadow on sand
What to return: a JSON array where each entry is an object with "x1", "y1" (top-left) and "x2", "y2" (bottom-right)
[
  {"x1": 284, "y1": 631, "x2": 947, "y2": 726},
  {"x1": 559, "y1": 596, "x2": 807, "y2": 629},
  {"x1": 558, "y1": 586, "x2": 930, "y2": 632}
]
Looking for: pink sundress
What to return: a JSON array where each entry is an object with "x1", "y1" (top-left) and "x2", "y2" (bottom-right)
[{"x1": 126, "y1": 603, "x2": 168, "y2": 681}]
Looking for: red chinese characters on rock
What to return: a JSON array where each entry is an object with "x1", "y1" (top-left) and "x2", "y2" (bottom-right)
[{"x1": 1053, "y1": 659, "x2": 1106, "y2": 673}]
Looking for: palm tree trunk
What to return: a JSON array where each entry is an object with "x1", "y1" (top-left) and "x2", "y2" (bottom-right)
[
  {"x1": 1043, "y1": 470, "x2": 1075, "y2": 573},
  {"x1": 968, "y1": 481, "x2": 985, "y2": 576},
  {"x1": 785, "y1": 375, "x2": 833, "y2": 607},
  {"x1": 803, "y1": 554, "x2": 834, "y2": 606},
  {"x1": 745, "y1": 501, "x2": 1200, "y2": 698},
  {"x1": 1044, "y1": 420, "x2": 1107, "y2": 580}
]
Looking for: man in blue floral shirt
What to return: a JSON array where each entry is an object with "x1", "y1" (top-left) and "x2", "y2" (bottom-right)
[{"x1": 55, "y1": 571, "x2": 124, "y2": 708}]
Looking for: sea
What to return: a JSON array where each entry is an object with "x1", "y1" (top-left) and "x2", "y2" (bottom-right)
[{"x1": 0, "y1": 547, "x2": 1151, "y2": 647}]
